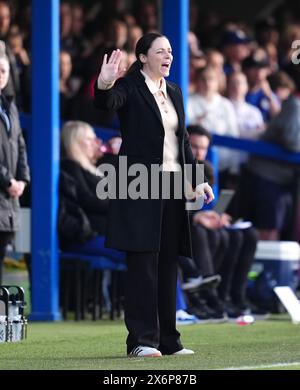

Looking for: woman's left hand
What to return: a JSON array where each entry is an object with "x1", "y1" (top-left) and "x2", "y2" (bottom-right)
[{"x1": 195, "y1": 182, "x2": 215, "y2": 204}]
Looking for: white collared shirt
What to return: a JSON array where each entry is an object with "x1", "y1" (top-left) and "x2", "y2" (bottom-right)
[{"x1": 140, "y1": 70, "x2": 180, "y2": 172}]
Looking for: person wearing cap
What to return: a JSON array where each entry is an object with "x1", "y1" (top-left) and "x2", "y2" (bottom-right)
[
  {"x1": 221, "y1": 29, "x2": 252, "y2": 75},
  {"x1": 242, "y1": 49, "x2": 280, "y2": 122}
]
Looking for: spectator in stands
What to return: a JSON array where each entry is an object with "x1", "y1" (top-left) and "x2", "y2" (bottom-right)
[
  {"x1": 0, "y1": 1, "x2": 22, "y2": 107},
  {"x1": 188, "y1": 31, "x2": 206, "y2": 94},
  {"x1": 0, "y1": 41, "x2": 30, "y2": 284},
  {"x1": 227, "y1": 71, "x2": 265, "y2": 140},
  {"x1": 94, "y1": 33, "x2": 214, "y2": 357},
  {"x1": 69, "y1": 3, "x2": 90, "y2": 77},
  {"x1": 244, "y1": 71, "x2": 299, "y2": 240},
  {"x1": 0, "y1": 1, "x2": 10, "y2": 40},
  {"x1": 221, "y1": 29, "x2": 252, "y2": 75},
  {"x1": 104, "y1": 19, "x2": 128, "y2": 51},
  {"x1": 7, "y1": 29, "x2": 31, "y2": 111},
  {"x1": 243, "y1": 49, "x2": 280, "y2": 122},
  {"x1": 184, "y1": 125, "x2": 258, "y2": 318},
  {"x1": 60, "y1": 2, "x2": 73, "y2": 54},
  {"x1": 188, "y1": 31, "x2": 206, "y2": 70},
  {"x1": 226, "y1": 70, "x2": 266, "y2": 207},
  {"x1": 59, "y1": 50, "x2": 81, "y2": 120},
  {"x1": 255, "y1": 19, "x2": 279, "y2": 74},
  {"x1": 127, "y1": 24, "x2": 143, "y2": 63},
  {"x1": 187, "y1": 66, "x2": 240, "y2": 185},
  {"x1": 135, "y1": 1, "x2": 158, "y2": 33},
  {"x1": 205, "y1": 49, "x2": 226, "y2": 93},
  {"x1": 59, "y1": 120, "x2": 125, "y2": 264},
  {"x1": 268, "y1": 71, "x2": 296, "y2": 103}
]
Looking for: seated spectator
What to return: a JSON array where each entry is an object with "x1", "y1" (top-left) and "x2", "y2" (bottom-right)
[
  {"x1": 59, "y1": 120, "x2": 125, "y2": 263},
  {"x1": 180, "y1": 125, "x2": 259, "y2": 319}
]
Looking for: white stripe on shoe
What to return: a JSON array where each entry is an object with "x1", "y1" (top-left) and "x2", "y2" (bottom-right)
[
  {"x1": 128, "y1": 346, "x2": 162, "y2": 357},
  {"x1": 172, "y1": 348, "x2": 195, "y2": 355}
]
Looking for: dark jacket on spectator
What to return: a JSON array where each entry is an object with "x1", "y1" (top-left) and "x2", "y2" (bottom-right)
[
  {"x1": 59, "y1": 169, "x2": 95, "y2": 247},
  {"x1": 0, "y1": 95, "x2": 30, "y2": 231},
  {"x1": 60, "y1": 159, "x2": 109, "y2": 242},
  {"x1": 247, "y1": 95, "x2": 300, "y2": 185}
]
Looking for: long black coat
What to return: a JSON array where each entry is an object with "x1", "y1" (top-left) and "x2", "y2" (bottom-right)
[
  {"x1": 94, "y1": 70, "x2": 203, "y2": 256},
  {"x1": 0, "y1": 95, "x2": 30, "y2": 232},
  {"x1": 60, "y1": 159, "x2": 109, "y2": 236}
]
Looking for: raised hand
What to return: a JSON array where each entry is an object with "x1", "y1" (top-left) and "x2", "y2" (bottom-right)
[{"x1": 98, "y1": 49, "x2": 126, "y2": 84}]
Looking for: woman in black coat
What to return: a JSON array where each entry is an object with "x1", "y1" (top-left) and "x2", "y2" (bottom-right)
[
  {"x1": 0, "y1": 42, "x2": 30, "y2": 284},
  {"x1": 94, "y1": 33, "x2": 214, "y2": 357}
]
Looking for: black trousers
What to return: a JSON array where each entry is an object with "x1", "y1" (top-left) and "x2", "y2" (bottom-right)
[
  {"x1": 0, "y1": 232, "x2": 14, "y2": 285},
  {"x1": 217, "y1": 227, "x2": 258, "y2": 304},
  {"x1": 125, "y1": 193, "x2": 185, "y2": 354},
  {"x1": 187, "y1": 224, "x2": 258, "y2": 304},
  {"x1": 189, "y1": 223, "x2": 228, "y2": 276}
]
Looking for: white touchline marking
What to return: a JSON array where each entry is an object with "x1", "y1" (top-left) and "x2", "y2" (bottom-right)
[{"x1": 221, "y1": 362, "x2": 300, "y2": 370}]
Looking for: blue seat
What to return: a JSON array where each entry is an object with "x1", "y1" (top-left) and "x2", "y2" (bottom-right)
[{"x1": 60, "y1": 252, "x2": 127, "y2": 321}]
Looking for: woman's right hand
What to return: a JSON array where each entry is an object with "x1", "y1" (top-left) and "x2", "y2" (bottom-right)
[{"x1": 98, "y1": 49, "x2": 125, "y2": 85}]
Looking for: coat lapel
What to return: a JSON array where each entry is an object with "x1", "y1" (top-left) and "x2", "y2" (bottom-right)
[
  {"x1": 166, "y1": 82, "x2": 184, "y2": 136},
  {"x1": 134, "y1": 72, "x2": 164, "y2": 131},
  {"x1": 132, "y1": 71, "x2": 184, "y2": 137}
]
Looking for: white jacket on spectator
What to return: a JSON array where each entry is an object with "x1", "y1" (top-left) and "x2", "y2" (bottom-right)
[{"x1": 187, "y1": 92, "x2": 240, "y2": 173}]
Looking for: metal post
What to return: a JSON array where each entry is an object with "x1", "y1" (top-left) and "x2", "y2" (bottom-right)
[
  {"x1": 30, "y1": 0, "x2": 61, "y2": 321},
  {"x1": 162, "y1": 0, "x2": 189, "y2": 108}
]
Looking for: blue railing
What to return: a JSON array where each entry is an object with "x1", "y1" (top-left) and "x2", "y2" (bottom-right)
[
  {"x1": 20, "y1": 112, "x2": 300, "y2": 174},
  {"x1": 212, "y1": 134, "x2": 300, "y2": 165}
]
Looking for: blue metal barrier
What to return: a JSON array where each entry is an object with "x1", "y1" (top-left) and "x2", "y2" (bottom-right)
[{"x1": 212, "y1": 134, "x2": 300, "y2": 164}]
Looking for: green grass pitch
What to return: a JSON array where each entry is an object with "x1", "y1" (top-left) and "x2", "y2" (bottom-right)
[{"x1": 1, "y1": 316, "x2": 300, "y2": 370}]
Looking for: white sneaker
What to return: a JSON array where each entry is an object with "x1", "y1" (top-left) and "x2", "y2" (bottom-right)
[
  {"x1": 173, "y1": 348, "x2": 195, "y2": 355},
  {"x1": 182, "y1": 275, "x2": 221, "y2": 291},
  {"x1": 128, "y1": 346, "x2": 162, "y2": 357},
  {"x1": 176, "y1": 310, "x2": 200, "y2": 325}
]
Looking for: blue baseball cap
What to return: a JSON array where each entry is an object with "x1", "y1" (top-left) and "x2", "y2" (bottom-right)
[{"x1": 221, "y1": 29, "x2": 252, "y2": 46}]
